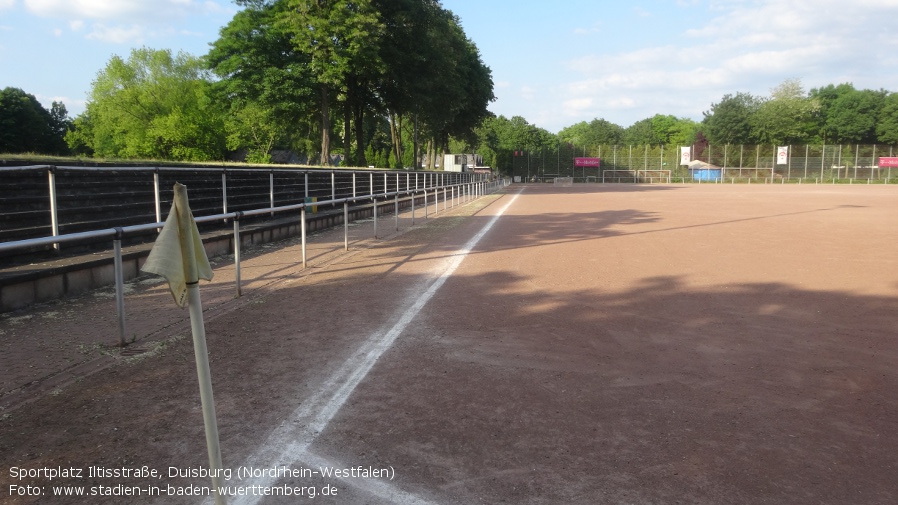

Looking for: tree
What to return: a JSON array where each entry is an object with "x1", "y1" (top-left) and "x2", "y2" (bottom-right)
[
  {"x1": 750, "y1": 79, "x2": 819, "y2": 145},
  {"x1": 280, "y1": 0, "x2": 384, "y2": 165},
  {"x1": 824, "y1": 88, "x2": 886, "y2": 143},
  {"x1": 558, "y1": 118, "x2": 624, "y2": 146},
  {"x1": 407, "y1": 7, "x2": 494, "y2": 167},
  {"x1": 74, "y1": 47, "x2": 225, "y2": 160},
  {"x1": 0, "y1": 87, "x2": 70, "y2": 154},
  {"x1": 702, "y1": 92, "x2": 759, "y2": 145},
  {"x1": 624, "y1": 117, "x2": 654, "y2": 144},
  {"x1": 876, "y1": 92, "x2": 898, "y2": 144},
  {"x1": 207, "y1": 0, "x2": 317, "y2": 163}
]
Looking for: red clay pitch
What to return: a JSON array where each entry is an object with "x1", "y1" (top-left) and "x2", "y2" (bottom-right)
[{"x1": 1, "y1": 183, "x2": 897, "y2": 504}]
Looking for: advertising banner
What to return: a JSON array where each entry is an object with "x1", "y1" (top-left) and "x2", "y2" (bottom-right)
[
  {"x1": 777, "y1": 146, "x2": 789, "y2": 165},
  {"x1": 879, "y1": 157, "x2": 898, "y2": 167},
  {"x1": 680, "y1": 147, "x2": 691, "y2": 165},
  {"x1": 574, "y1": 157, "x2": 601, "y2": 167}
]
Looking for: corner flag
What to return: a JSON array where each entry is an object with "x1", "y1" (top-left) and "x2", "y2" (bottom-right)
[{"x1": 141, "y1": 183, "x2": 227, "y2": 505}]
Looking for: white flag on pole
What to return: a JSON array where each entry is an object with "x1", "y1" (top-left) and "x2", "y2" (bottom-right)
[
  {"x1": 680, "y1": 146, "x2": 691, "y2": 165},
  {"x1": 142, "y1": 183, "x2": 213, "y2": 307},
  {"x1": 777, "y1": 146, "x2": 789, "y2": 165}
]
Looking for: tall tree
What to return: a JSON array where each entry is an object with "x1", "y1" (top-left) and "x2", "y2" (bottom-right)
[
  {"x1": 207, "y1": 0, "x2": 317, "y2": 162},
  {"x1": 281, "y1": 0, "x2": 384, "y2": 165}
]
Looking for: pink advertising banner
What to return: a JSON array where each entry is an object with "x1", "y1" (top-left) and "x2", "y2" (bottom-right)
[
  {"x1": 574, "y1": 157, "x2": 601, "y2": 167},
  {"x1": 879, "y1": 157, "x2": 898, "y2": 167}
]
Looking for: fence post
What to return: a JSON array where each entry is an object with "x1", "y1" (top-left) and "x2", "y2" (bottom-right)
[
  {"x1": 269, "y1": 171, "x2": 275, "y2": 217},
  {"x1": 344, "y1": 202, "x2": 349, "y2": 251},
  {"x1": 301, "y1": 207, "x2": 307, "y2": 268},
  {"x1": 233, "y1": 213, "x2": 242, "y2": 298},
  {"x1": 221, "y1": 170, "x2": 228, "y2": 217},
  {"x1": 113, "y1": 227, "x2": 126, "y2": 346},
  {"x1": 373, "y1": 197, "x2": 378, "y2": 238},
  {"x1": 395, "y1": 193, "x2": 399, "y2": 231},
  {"x1": 154, "y1": 168, "x2": 162, "y2": 225},
  {"x1": 331, "y1": 171, "x2": 336, "y2": 202},
  {"x1": 48, "y1": 166, "x2": 59, "y2": 250}
]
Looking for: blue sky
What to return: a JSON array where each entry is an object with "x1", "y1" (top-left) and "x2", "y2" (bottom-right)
[{"x1": 3, "y1": 0, "x2": 898, "y2": 133}]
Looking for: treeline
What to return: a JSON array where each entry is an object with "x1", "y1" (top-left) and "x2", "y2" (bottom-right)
[
  {"x1": 4, "y1": 0, "x2": 494, "y2": 167},
  {"x1": 0, "y1": 88, "x2": 71, "y2": 155},
  {"x1": 471, "y1": 79, "x2": 898, "y2": 173}
]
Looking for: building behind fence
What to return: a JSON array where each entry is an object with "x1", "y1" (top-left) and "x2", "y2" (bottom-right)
[{"x1": 510, "y1": 144, "x2": 898, "y2": 183}]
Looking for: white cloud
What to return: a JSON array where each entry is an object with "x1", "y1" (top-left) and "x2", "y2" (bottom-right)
[
  {"x1": 554, "y1": 0, "x2": 898, "y2": 126},
  {"x1": 84, "y1": 23, "x2": 146, "y2": 44},
  {"x1": 19, "y1": 0, "x2": 235, "y2": 44},
  {"x1": 0, "y1": 0, "x2": 15, "y2": 11},
  {"x1": 23, "y1": 0, "x2": 197, "y2": 23}
]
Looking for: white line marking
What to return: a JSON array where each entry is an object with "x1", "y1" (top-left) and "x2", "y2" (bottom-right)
[{"x1": 219, "y1": 191, "x2": 520, "y2": 505}]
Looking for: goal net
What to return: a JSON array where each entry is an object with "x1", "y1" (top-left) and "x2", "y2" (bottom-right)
[
  {"x1": 553, "y1": 177, "x2": 574, "y2": 186},
  {"x1": 601, "y1": 170, "x2": 636, "y2": 183},
  {"x1": 637, "y1": 170, "x2": 672, "y2": 183}
]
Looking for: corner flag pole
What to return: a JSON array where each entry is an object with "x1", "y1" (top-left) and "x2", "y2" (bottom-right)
[{"x1": 142, "y1": 183, "x2": 226, "y2": 504}]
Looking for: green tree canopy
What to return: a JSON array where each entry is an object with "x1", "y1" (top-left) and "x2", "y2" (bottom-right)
[
  {"x1": 0, "y1": 87, "x2": 70, "y2": 154},
  {"x1": 207, "y1": 0, "x2": 317, "y2": 163},
  {"x1": 876, "y1": 92, "x2": 898, "y2": 145},
  {"x1": 75, "y1": 47, "x2": 225, "y2": 161},
  {"x1": 750, "y1": 79, "x2": 819, "y2": 145},
  {"x1": 702, "y1": 92, "x2": 759, "y2": 145}
]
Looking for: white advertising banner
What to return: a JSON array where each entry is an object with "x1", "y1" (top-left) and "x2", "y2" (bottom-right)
[
  {"x1": 680, "y1": 146, "x2": 691, "y2": 165},
  {"x1": 777, "y1": 146, "x2": 789, "y2": 165}
]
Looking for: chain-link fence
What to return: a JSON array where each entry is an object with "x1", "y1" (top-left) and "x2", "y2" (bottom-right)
[{"x1": 508, "y1": 144, "x2": 898, "y2": 183}]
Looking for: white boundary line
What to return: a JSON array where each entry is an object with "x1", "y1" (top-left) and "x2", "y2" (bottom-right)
[{"x1": 214, "y1": 190, "x2": 521, "y2": 505}]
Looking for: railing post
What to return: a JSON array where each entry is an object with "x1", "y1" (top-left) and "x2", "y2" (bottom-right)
[
  {"x1": 424, "y1": 190, "x2": 428, "y2": 219},
  {"x1": 411, "y1": 191, "x2": 416, "y2": 225},
  {"x1": 269, "y1": 171, "x2": 275, "y2": 217},
  {"x1": 395, "y1": 193, "x2": 399, "y2": 231},
  {"x1": 113, "y1": 228, "x2": 126, "y2": 346},
  {"x1": 233, "y1": 212, "x2": 242, "y2": 297},
  {"x1": 221, "y1": 170, "x2": 228, "y2": 217},
  {"x1": 48, "y1": 166, "x2": 59, "y2": 250},
  {"x1": 154, "y1": 168, "x2": 162, "y2": 225},
  {"x1": 352, "y1": 172, "x2": 357, "y2": 198},
  {"x1": 344, "y1": 202, "x2": 349, "y2": 251},
  {"x1": 301, "y1": 207, "x2": 307, "y2": 268},
  {"x1": 331, "y1": 171, "x2": 336, "y2": 202},
  {"x1": 373, "y1": 197, "x2": 378, "y2": 238}
]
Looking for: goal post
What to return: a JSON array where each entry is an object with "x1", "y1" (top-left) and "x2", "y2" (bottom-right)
[
  {"x1": 553, "y1": 176, "x2": 574, "y2": 186},
  {"x1": 601, "y1": 170, "x2": 637, "y2": 183},
  {"x1": 636, "y1": 170, "x2": 672, "y2": 183}
]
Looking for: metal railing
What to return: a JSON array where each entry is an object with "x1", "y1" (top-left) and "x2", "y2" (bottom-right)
[
  {"x1": 1, "y1": 167, "x2": 508, "y2": 344},
  {"x1": 0, "y1": 164, "x2": 489, "y2": 247}
]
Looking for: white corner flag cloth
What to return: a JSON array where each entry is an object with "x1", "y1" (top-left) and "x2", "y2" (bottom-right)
[{"x1": 141, "y1": 183, "x2": 214, "y2": 307}]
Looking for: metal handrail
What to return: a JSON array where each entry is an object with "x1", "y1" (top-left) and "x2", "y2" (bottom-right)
[{"x1": 2, "y1": 177, "x2": 507, "y2": 345}]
